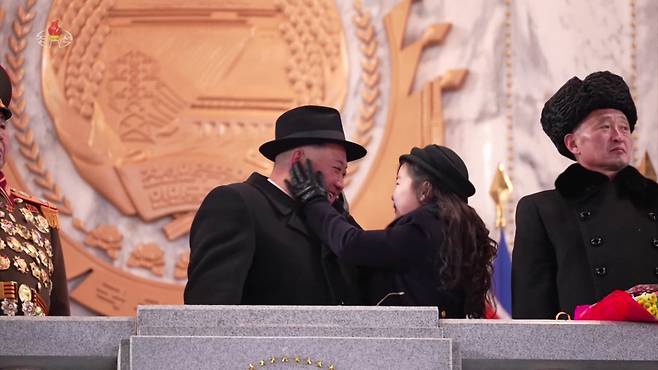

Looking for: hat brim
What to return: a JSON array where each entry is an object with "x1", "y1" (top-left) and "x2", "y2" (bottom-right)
[{"x1": 259, "y1": 137, "x2": 367, "y2": 162}]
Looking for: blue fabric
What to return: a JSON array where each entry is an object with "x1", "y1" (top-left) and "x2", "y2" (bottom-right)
[{"x1": 493, "y1": 229, "x2": 512, "y2": 315}]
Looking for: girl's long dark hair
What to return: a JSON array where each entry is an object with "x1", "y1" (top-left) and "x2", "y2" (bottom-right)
[{"x1": 404, "y1": 161, "x2": 497, "y2": 318}]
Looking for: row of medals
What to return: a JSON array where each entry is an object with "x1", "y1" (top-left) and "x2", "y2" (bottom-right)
[{"x1": 0, "y1": 200, "x2": 53, "y2": 294}]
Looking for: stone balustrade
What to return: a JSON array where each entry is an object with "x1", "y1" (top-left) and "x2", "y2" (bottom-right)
[{"x1": 0, "y1": 306, "x2": 656, "y2": 369}]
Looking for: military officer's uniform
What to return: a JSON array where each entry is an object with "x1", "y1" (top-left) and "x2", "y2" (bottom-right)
[
  {"x1": 0, "y1": 64, "x2": 70, "y2": 316},
  {"x1": 0, "y1": 185, "x2": 70, "y2": 315}
]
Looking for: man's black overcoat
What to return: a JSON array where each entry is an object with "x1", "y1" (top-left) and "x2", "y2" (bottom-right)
[
  {"x1": 184, "y1": 173, "x2": 362, "y2": 305},
  {"x1": 513, "y1": 164, "x2": 658, "y2": 318}
]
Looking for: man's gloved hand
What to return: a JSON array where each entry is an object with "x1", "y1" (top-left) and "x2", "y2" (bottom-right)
[{"x1": 285, "y1": 159, "x2": 328, "y2": 204}]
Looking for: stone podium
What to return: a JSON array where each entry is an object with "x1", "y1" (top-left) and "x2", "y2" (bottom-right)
[
  {"x1": 1, "y1": 306, "x2": 657, "y2": 369},
  {"x1": 127, "y1": 305, "x2": 456, "y2": 369}
]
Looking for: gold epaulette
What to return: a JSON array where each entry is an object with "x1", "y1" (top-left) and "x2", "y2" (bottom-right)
[{"x1": 10, "y1": 188, "x2": 59, "y2": 230}]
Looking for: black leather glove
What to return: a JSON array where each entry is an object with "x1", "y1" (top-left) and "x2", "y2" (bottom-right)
[{"x1": 285, "y1": 159, "x2": 327, "y2": 204}]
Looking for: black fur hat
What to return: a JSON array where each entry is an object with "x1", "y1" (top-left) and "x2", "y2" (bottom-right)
[{"x1": 540, "y1": 71, "x2": 636, "y2": 160}]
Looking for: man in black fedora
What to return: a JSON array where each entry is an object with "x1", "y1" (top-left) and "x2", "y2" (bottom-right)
[
  {"x1": 512, "y1": 71, "x2": 658, "y2": 319},
  {"x1": 185, "y1": 105, "x2": 367, "y2": 305},
  {"x1": 0, "y1": 65, "x2": 70, "y2": 316}
]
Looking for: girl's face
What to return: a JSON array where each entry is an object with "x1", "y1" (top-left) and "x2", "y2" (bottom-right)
[{"x1": 392, "y1": 163, "x2": 422, "y2": 218}]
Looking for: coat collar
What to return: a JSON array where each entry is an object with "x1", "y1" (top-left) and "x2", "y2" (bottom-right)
[
  {"x1": 555, "y1": 163, "x2": 658, "y2": 206},
  {"x1": 246, "y1": 172, "x2": 294, "y2": 213},
  {"x1": 388, "y1": 203, "x2": 440, "y2": 228},
  {"x1": 246, "y1": 172, "x2": 310, "y2": 236}
]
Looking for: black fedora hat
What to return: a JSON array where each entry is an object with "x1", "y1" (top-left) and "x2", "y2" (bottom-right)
[
  {"x1": 0, "y1": 65, "x2": 12, "y2": 120},
  {"x1": 259, "y1": 105, "x2": 367, "y2": 162},
  {"x1": 399, "y1": 144, "x2": 475, "y2": 201},
  {"x1": 540, "y1": 71, "x2": 636, "y2": 160}
]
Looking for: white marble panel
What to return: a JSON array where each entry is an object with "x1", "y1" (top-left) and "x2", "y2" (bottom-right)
[
  {"x1": 634, "y1": 0, "x2": 658, "y2": 167},
  {"x1": 510, "y1": 0, "x2": 658, "y2": 244}
]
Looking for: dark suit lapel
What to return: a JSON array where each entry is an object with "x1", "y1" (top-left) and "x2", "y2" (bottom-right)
[
  {"x1": 247, "y1": 173, "x2": 310, "y2": 237},
  {"x1": 286, "y1": 212, "x2": 312, "y2": 237}
]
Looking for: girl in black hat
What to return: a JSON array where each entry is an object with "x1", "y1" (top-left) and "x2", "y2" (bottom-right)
[{"x1": 287, "y1": 144, "x2": 497, "y2": 318}]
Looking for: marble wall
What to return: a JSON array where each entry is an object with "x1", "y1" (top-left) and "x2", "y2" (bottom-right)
[
  {"x1": 0, "y1": 0, "x2": 655, "y2": 315},
  {"x1": 358, "y1": 0, "x2": 658, "y2": 242}
]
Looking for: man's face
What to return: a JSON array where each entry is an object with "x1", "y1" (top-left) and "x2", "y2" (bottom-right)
[
  {"x1": 565, "y1": 108, "x2": 632, "y2": 174},
  {"x1": 0, "y1": 118, "x2": 7, "y2": 169},
  {"x1": 302, "y1": 143, "x2": 347, "y2": 204}
]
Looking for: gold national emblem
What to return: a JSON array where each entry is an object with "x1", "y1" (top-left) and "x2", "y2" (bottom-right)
[
  {"x1": 38, "y1": 0, "x2": 350, "y2": 315},
  {"x1": 42, "y1": 0, "x2": 348, "y2": 225}
]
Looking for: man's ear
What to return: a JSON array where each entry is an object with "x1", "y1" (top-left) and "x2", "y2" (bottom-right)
[
  {"x1": 564, "y1": 133, "x2": 579, "y2": 157},
  {"x1": 290, "y1": 148, "x2": 304, "y2": 164}
]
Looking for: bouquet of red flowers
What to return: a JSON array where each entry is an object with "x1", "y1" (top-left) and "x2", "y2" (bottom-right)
[{"x1": 574, "y1": 284, "x2": 658, "y2": 323}]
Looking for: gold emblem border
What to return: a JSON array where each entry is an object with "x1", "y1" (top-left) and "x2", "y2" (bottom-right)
[
  {"x1": 345, "y1": 0, "x2": 380, "y2": 185},
  {"x1": 6, "y1": 0, "x2": 73, "y2": 215}
]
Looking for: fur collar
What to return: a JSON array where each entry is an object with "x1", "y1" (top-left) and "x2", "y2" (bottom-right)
[{"x1": 555, "y1": 163, "x2": 658, "y2": 206}]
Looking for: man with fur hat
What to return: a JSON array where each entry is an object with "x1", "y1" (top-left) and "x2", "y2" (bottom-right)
[
  {"x1": 512, "y1": 71, "x2": 658, "y2": 319},
  {"x1": 185, "y1": 105, "x2": 367, "y2": 305},
  {"x1": 0, "y1": 65, "x2": 70, "y2": 316}
]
